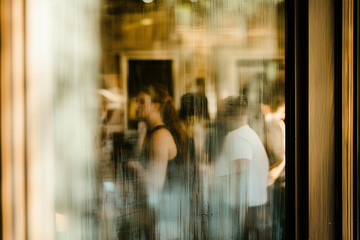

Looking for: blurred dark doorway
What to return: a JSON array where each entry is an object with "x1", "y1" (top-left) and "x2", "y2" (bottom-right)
[{"x1": 127, "y1": 60, "x2": 173, "y2": 129}]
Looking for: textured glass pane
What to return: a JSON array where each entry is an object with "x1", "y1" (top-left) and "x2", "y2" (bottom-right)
[{"x1": 97, "y1": 0, "x2": 285, "y2": 239}]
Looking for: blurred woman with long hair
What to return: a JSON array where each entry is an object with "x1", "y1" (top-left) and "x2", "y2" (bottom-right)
[
  {"x1": 128, "y1": 84, "x2": 189, "y2": 192},
  {"x1": 126, "y1": 83, "x2": 191, "y2": 238}
]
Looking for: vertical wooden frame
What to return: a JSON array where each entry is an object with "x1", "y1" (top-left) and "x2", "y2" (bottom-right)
[
  {"x1": 335, "y1": 0, "x2": 358, "y2": 238},
  {"x1": 342, "y1": 0, "x2": 355, "y2": 238},
  {"x1": 1, "y1": 0, "x2": 26, "y2": 239},
  {"x1": 334, "y1": 0, "x2": 343, "y2": 237},
  {"x1": 355, "y1": 0, "x2": 360, "y2": 237}
]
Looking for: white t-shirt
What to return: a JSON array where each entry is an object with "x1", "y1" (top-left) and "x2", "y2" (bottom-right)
[{"x1": 215, "y1": 125, "x2": 269, "y2": 207}]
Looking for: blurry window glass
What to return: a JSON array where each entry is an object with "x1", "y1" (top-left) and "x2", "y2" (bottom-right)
[{"x1": 96, "y1": 0, "x2": 286, "y2": 239}]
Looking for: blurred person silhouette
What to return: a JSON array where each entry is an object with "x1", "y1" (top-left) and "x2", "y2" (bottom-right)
[
  {"x1": 243, "y1": 74, "x2": 266, "y2": 143},
  {"x1": 205, "y1": 100, "x2": 228, "y2": 164},
  {"x1": 128, "y1": 83, "x2": 189, "y2": 192},
  {"x1": 98, "y1": 95, "x2": 108, "y2": 148},
  {"x1": 98, "y1": 87, "x2": 127, "y2": 179},
  {"x1": 178, "y1": 90, "x2": 211, "y2": 239},
  {"x1": 213, "y1": 95, "x2": 270, "y2": 239},
  {"x1": 179, "y1": 92, "x2": 210, "y2": 162},
  {"x1": 179, "y1": 77, "x2": 210, "y2": 163},
  {"x1": 262, "y1": 81, "x2": 285, "y2": 239},
  {"x1": 126, "y1": 83, "x2": 191, "y2": 239},
  {"x1": 262, "y1": 81, "x2": 285, "y2": 185},
  {"x1": 195, "y1": 77, "x2": 207, "y2": 96}
]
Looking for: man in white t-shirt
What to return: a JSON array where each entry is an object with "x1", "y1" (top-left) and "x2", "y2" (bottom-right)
[{"x1": 214, "y1": 96, "x2": 270, "y2": 239}]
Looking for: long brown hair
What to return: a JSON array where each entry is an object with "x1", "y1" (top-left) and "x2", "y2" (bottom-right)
[{"x1": 140, "y1": 84, "x2": 189, "y2": 162}]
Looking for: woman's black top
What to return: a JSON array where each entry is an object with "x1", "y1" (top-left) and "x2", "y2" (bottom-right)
[{"x1": 141, "y1": 125, "x2": 186, "y2": 190}]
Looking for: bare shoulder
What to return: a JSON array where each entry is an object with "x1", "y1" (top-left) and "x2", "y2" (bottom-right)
[
  {"x1": 149, "y1": 128, "x2": 177, "y2": 158},
  {"x1": 150, "y1": 128, "x2": 174, "y2": 142}
]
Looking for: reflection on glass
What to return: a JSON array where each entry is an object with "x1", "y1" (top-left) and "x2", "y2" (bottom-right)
[{"x1": 97, "y1": 0, "x2": 285, "y2": 239}]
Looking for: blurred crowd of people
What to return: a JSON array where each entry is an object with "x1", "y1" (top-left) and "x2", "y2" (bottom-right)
[{"x1": 97, "y1": 78, "x2": 285, "y2": 240}]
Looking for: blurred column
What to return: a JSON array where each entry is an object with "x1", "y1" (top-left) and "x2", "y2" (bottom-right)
[{"x1": 25, "y1": 0, "x2": 100, "y2": 239}]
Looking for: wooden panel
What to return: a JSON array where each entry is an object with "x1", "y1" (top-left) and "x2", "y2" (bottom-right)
[
  {"x1": 309, "y1": 0, "x2": 335, "y2": 238},
  {"x1": 342, "y1": 0, "x2": 354, "y2": 239}
]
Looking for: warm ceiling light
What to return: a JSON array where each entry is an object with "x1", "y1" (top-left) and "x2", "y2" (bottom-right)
[
  {"x1": 143, "y1": 0, "x2": 153, "y2": 3},
  {"x1": 140, "y1": 18, "x2": 153, "y2": 26}
]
